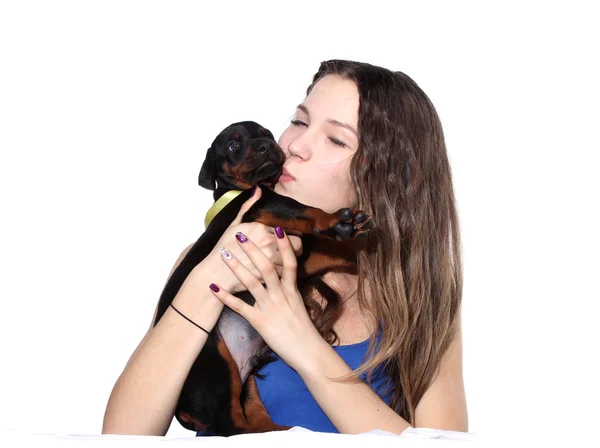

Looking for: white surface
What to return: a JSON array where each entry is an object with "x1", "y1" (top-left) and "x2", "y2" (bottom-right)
[
  {"x1": 1, "y1": 427, "x2": 478, "y2": 447},
  {"x1": 0, "y1": 0, "x2": 598, "y2": 444}
]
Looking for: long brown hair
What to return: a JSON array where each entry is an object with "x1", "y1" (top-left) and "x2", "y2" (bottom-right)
[{"x1": 301, "y1": 60, "x2": 463, "y2": 426}]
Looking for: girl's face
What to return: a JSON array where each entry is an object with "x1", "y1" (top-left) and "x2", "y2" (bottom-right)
[{"x1": 274, "y1": 75, "x2": 359, "y2": 214}]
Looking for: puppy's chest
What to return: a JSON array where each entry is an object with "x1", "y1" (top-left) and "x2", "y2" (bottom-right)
[{"x1": 216, "y1": 307, "x2": 264, "y2": 384}]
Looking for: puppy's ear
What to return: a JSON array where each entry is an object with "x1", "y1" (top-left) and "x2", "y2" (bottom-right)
[{"x1": 198, "y1": 146, "x2": 217, "y2": 190}]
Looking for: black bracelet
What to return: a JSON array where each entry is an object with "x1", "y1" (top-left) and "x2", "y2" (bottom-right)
[{"x1": 169, "y1": 303, "x2": 210, "y2": 335}]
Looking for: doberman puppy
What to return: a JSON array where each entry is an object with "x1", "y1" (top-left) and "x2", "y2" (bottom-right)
[{"x1": 152, "y1": 121, "x2": 372, "y2": 436}]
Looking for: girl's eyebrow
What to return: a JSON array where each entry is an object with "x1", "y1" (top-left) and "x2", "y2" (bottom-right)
[{"x1": 296, "y1": 104, "x2": 358, "y2": 138}]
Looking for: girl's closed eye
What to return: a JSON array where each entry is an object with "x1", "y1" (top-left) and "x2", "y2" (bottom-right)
[
  {"x1": 329, "y1": 137, "x2": 347, "y2": 148},
  {"x1": 290, "y1": 118, "x2": 347, "y2": 148}
]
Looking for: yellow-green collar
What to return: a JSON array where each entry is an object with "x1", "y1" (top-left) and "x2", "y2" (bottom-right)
[{"x1": 204, "y1": 190, "x2": 243, "y2": 229}]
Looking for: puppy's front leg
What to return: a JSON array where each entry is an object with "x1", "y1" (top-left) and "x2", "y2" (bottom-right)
[
  {"x1": 242, "y1": 187, "x2": 372, "y2": 241},
  {"x1": 241, "y1": 187, "x2": 372, "y2": 277}
]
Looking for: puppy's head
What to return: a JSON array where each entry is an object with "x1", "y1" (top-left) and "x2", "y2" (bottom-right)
[{"x1": 198, "y1": 121, "x2": 286, "y2": 191}]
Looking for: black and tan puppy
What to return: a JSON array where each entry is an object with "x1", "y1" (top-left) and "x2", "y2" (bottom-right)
[{"x1": 153, "y1": 121, "x2": 372, "y2": 436}]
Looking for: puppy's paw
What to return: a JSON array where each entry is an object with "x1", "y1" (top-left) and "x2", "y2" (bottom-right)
[{"x1": 313, "y1": 208, "x2": 373, "y2": 241}]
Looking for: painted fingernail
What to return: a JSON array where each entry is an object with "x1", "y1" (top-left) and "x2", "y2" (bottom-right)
[
  {"x1": 235, "y1": 232, "x2": 248, "y2": 243},
  {"x1": 209, "y1": 283, "x2": 220, "y2": 292},
  {"x1": 220, "y1": 247, "x2": 232, "y2": 259},
  {"x1": 275, "y1": 226, "x2": 284, "y2": 239},
  {"x1": 252, "y1": 186, "x2": 258, "y2": 196}
]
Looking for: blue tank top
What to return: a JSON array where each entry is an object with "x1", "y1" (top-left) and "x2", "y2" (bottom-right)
[{"x1": 196, "y1": 334, "x2": 393, "y2": 436}]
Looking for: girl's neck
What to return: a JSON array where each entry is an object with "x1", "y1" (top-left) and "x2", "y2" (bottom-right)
[
  {"x1": 318, "y1": 271, "x2": 376, "y2": 345},
  {"x1": 321, "y1": 271, "x2": 359, "y2": 303}
]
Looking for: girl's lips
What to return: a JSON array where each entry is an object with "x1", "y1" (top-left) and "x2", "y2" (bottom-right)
[
  {"x1": 278, "y1": 174, "x2": 294, "y2": 183},
  {"x1": 279, "y1": 168, "x2": 295, "y2": 183}
]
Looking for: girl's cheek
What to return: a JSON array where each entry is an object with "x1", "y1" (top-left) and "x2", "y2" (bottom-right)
[{"x1": 279, "y1": 125, "x2": 300, "y2": 146}]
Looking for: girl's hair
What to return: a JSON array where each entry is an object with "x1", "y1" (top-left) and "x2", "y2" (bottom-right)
[{"x1": 301, "y1": 59, "x2": 463, "y2": 425}]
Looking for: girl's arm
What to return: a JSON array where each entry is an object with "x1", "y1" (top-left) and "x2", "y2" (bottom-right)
[
  {"x1": 298, "y1": 319, "x2": 468, "y2": 434},
  {"x1": 102, "y1": 245, "x2": 225, "y2": 436}
]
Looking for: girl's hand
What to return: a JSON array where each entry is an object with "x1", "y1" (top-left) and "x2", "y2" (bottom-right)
[
  {"x1": 198, "y1": 187, "x2": 303, "y2": 293},
  {"x1": 207, "y1": 226, "x2": 327, "y2": 373}
]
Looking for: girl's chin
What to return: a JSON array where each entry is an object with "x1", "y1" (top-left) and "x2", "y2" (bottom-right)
[{"x1": 273, "y1": 182, "x2": 296, "y2": 200}]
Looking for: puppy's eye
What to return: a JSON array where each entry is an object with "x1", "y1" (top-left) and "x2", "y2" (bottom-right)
[{"x1": 228, "y1": 141, "x2": 241, "y2": 152}]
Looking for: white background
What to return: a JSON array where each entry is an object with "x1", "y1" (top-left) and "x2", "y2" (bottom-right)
[{"x1": 1, "y1": 0, "x2": 598, "y2": 441}]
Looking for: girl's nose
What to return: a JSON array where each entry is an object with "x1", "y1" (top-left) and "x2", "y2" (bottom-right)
[{"x1": 287, "y1": 132, "x2": 312, "y2": 161}]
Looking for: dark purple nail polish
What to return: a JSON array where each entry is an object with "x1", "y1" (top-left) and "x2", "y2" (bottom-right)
[
  {"x1": 252, "y1": 186, "x2": 258, "y2": 196},
  {"x1": 209, "y1": 283, "x2": 219, "y2": 292},
  {"x1": 235, "y1": 232, "x2": 248, "y2": 243},
  {"x1": 275, "y1": 226, "x2": 284, "y2": 239}
]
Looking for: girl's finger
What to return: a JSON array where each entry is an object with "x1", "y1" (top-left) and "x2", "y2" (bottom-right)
[
  {"x1": 231, "y1": 186, "x2": 261, "y2": 226},
  {"x1": 232, "y1": 232, "x2": 284, "y2": 299},
  {"x1": 274, "y1": 226, "x2": 298, "y2": 287},
  {"x1": 218, "y1": 246, "x2": 270, "y2": 305},
  {"x1": 208, "y1": 282, "x2": 257, "y2": 322}
]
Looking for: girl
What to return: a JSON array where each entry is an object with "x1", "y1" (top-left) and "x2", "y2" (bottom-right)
[{"x1": 103, "y1": 59, "x2": 467, "y2": 436}]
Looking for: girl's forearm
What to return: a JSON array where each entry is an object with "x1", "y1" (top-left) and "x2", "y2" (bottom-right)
[
  {"x1": 102, "y1": 274, "x2": 224, "y2": 436},
  {"x1": 298, "y1": 342, "x2": 412, "y2": 435}
]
